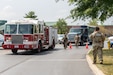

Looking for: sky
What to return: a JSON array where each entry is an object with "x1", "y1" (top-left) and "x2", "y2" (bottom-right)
[{"x1": 0, "y1": 0, "x2": 113, "y2": 25}]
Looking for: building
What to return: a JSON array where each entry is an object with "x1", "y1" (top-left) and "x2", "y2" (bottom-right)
[
  {"x1": 45, "y1": 22, "x2": 56, "y2": 26},
  {"x1": 0, "y1": 20, "x2": 7, "y2": 34}
]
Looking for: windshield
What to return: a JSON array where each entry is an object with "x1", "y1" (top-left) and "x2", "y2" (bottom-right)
[
  {"x1": 88, "y1": 27, "x2": 95, "y2": 34},
  {"x1": 69, "y1": 28, "x2": 82, "y2": 33},
  {"x1": 4, "y1": 24, "x2": 33, "y2": 34},
  {"x1": 18, "y1": 24, "x2": 33, "y2": 34},
  {"x1": 4, "y1": 24, "x2": 17, "y2": 34}
]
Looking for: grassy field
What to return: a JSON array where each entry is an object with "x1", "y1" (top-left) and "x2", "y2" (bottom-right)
[{"x1": 88, "y1": 49, "x2": 113, "y2": 75}]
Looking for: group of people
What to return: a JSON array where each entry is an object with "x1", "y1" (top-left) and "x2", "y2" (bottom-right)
[
  {"x1": 62, "y1": 26, "x2": 105, "y2": 64},
  {"x1": 62, "y1": 32, "x2": 80, "y2": 49},
  {"x1": 62, "y1": 31, "x2": 83, "y2": 49}
]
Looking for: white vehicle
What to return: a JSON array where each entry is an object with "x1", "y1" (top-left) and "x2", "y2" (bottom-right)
[
  {"x1": 108, "y1": 36, "x2": 113, "y2": 47},
  {"x1": 3, "y1": 19, "x2": 57, "y2": 54},
  {"x1": 0, "y1": 34, "x2": 4, "y2": 47},
  {"x1": 57, "y1": 34, "x2": 64, "y2": 44}
]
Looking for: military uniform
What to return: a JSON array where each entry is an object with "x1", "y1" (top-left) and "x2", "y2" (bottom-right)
[
  {"x1": 90, "y1": 31, "x2": 105, "y2": 64},
  {"x1": 63, "y1": 34, "x2": 68, "y2": 49},
  {"x1": 74, "y1": 34, "x2": 79, "y2": 48}
]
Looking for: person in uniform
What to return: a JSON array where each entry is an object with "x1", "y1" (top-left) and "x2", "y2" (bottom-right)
[
  {"x1": 89, "y1": 26, "x2": 105, "y2": 64},
  {"x1": 62, "y1": 33, "x2": 68, "y2": 49},
  {"x1": 74, "y1": 34, "x2": 79, "y2": 48}
]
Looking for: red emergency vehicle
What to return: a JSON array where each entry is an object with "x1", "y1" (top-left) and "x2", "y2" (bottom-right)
[{"x1": 3, "y1": 19, "x2": 58, "y2": 54}]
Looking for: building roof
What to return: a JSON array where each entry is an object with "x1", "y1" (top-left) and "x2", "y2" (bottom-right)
[
  {"x1": 0, "y1": 20, "x2": 7, "y2": 26},
  {"x1": 0, "y1": 20, "x2": 7, "y2": 30},
  {"x1": 45, "y1": 22, "x2": 56, "y2": 26},
  {"x1": 0, "y1": 25, "x2": 5, "y2": 30}
]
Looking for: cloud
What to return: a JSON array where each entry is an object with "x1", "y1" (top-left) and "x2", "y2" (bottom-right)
[{"x1": 0, "y1": 5, "x2": 17, "y2": 20}]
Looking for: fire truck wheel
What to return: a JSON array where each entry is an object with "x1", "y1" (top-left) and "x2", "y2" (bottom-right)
[
  {"x1": 38, "y1": 43, "x2": 42, "y2": 52},
  {"x1": 12, "y1": 49, "x2": 18, "y2": 54}
]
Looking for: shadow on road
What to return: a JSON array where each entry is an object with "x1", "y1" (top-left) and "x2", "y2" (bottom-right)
[{"x1": 7, "y1": 48, "x2": 62, "y2": 55}]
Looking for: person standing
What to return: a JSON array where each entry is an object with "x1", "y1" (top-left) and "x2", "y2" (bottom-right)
[
  {"x1": 89, "y1": 27, "x2": 105, "y2": 64},
  {"x1": 74, "y1": 34, "x2": 79, "y2": 48},
  {"x1": 63, "y1": 33, "x2": 68, "y2": 49}
]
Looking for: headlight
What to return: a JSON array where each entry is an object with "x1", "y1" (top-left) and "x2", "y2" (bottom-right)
[
  {"x1": 23, "y1": 40, "x2": 28, "y2": 42},
  {"x1": 6, "y1": 37, "x2": 11, "y2": 42}
]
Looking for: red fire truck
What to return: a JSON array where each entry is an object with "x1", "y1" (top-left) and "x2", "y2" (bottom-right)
[{"x1": 3, "y1": 19, "x2": 58, "y2": 54}]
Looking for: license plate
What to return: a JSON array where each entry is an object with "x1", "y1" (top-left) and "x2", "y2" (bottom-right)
[{"x1": 14, "y1": 45, "x2": 19, "y2": 48}]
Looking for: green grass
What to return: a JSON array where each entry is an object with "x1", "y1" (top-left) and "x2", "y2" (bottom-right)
[{"x1": 88, "y1": 49, "x2": 113, "y2": 75}]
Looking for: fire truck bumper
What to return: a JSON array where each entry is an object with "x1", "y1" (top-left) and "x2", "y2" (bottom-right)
[{"x1": 2, "y1": 44, "x2": 34, "y2": 50}]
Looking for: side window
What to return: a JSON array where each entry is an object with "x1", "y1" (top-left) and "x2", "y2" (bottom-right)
[
  {"x1": 88, "y1": 27, "x2": 95, "y2": 34},
  {"x1": 39, "y1": 24, "x2": 41, "y2": 33},
  {"x1": 36, "y1": 25, "x2": 39, "y2": 33},
  {"x1": 39, "y1": 24, "x2": 43, "y2": 33},
  {"x1": 34, "y1": 25, "x2": 37, "y2": 33},
  {"x1": 41, "y1": 25, "x2": 43, "y2": 33}
]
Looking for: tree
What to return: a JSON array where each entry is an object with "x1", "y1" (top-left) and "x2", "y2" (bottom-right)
[
  {"x1": 54, "y1": 18, "x2": 68, "y2": 34},
  {"x1": 88, "y1": 19, "x2": 98, "y2": 26},
  {"x1": 88, "y1": 19, "x2": 109, "y2": 35},
  {"x1": 24, "y1": 11, "x2": 37, "y2": 19},
  {"x1": 56, "y1": 0, "x2": 113, "y2": 22},
  {"x1": 71, "y1": 0, "x2": 113, "y2": 21}
]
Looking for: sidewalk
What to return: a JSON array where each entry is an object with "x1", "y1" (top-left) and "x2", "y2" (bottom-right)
[{"x1": 86, "y1": 50, "x2": 105, "y2": 75}]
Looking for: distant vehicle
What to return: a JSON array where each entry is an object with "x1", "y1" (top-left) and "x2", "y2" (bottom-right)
[
  {"x1": 0, "y1": 34, "x2": 4, "y2": 47},
  {"x1": 57, "y1": 34, "x2": 64, "y2": 44},
  {"x1": 108, "y1": 36, "x2": 113, "y2": 47},
  {"x1": 67, "y1": 25, "x2": 95, "y2": 46}
]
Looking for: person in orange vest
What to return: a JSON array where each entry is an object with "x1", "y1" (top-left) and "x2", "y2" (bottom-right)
[{"x1": 74, "y1": 34, "x2": 80, "y2": 48}]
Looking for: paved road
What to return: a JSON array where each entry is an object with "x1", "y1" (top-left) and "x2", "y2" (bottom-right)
[{"x1": 0, "y1": 44, "x2": 95, "y2": 75}]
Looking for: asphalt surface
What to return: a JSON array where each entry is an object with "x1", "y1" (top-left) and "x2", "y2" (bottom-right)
[{"x1": 0, "y1": 44, "x2": 95, "y2": 75}]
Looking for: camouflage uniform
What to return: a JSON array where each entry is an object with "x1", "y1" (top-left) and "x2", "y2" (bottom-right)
[
  {"x1": 63, "y1": 34, "x2": 68, "y2": 49},
  {"x1": 74, "y1": 34, "x2": 79, "y2": 48},
  {"x1": 90, "y1": 31, "x2": 105, "y2": 64}
]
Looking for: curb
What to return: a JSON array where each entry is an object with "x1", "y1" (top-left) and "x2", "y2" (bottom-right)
[{"x1": 86, "y1": 50, "x2": 105, "y2": 75}]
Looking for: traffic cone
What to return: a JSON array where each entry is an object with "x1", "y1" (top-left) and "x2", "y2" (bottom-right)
[
  {"x1": 69, "y1": 42, "x2": 72, "y2": 49},
  {"x1": 85, "y1": 43, "x2": 88, "y2": 49}
]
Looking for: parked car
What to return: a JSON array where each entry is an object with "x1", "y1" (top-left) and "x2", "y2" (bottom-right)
[
  {"x1": 57, "y1": 34, "x2": 64, "y2": 44},
  {"x1": 0, "y1": 34, "x2": 4, "y2": 47},
  {"x1": 108, "y1": 36, "x2": 113, "y2": 47}
]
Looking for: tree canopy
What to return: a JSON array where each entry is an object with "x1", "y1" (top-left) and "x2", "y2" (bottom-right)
[
  {"x1": 54, "y1": 18, "x2": 68, "y2": 34},
  {"x1": 56, "y1": 0, "x2": 113, "y2": 22},
  {"x1": 70, "y1": 0, "x2": 113, "y2": 21},
  {"x1": 88, "y1": 19, "x2": 98, "y2": 26},
  {"x1": 24, "y1": 11, "x2": 37, "y2": 19}
]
